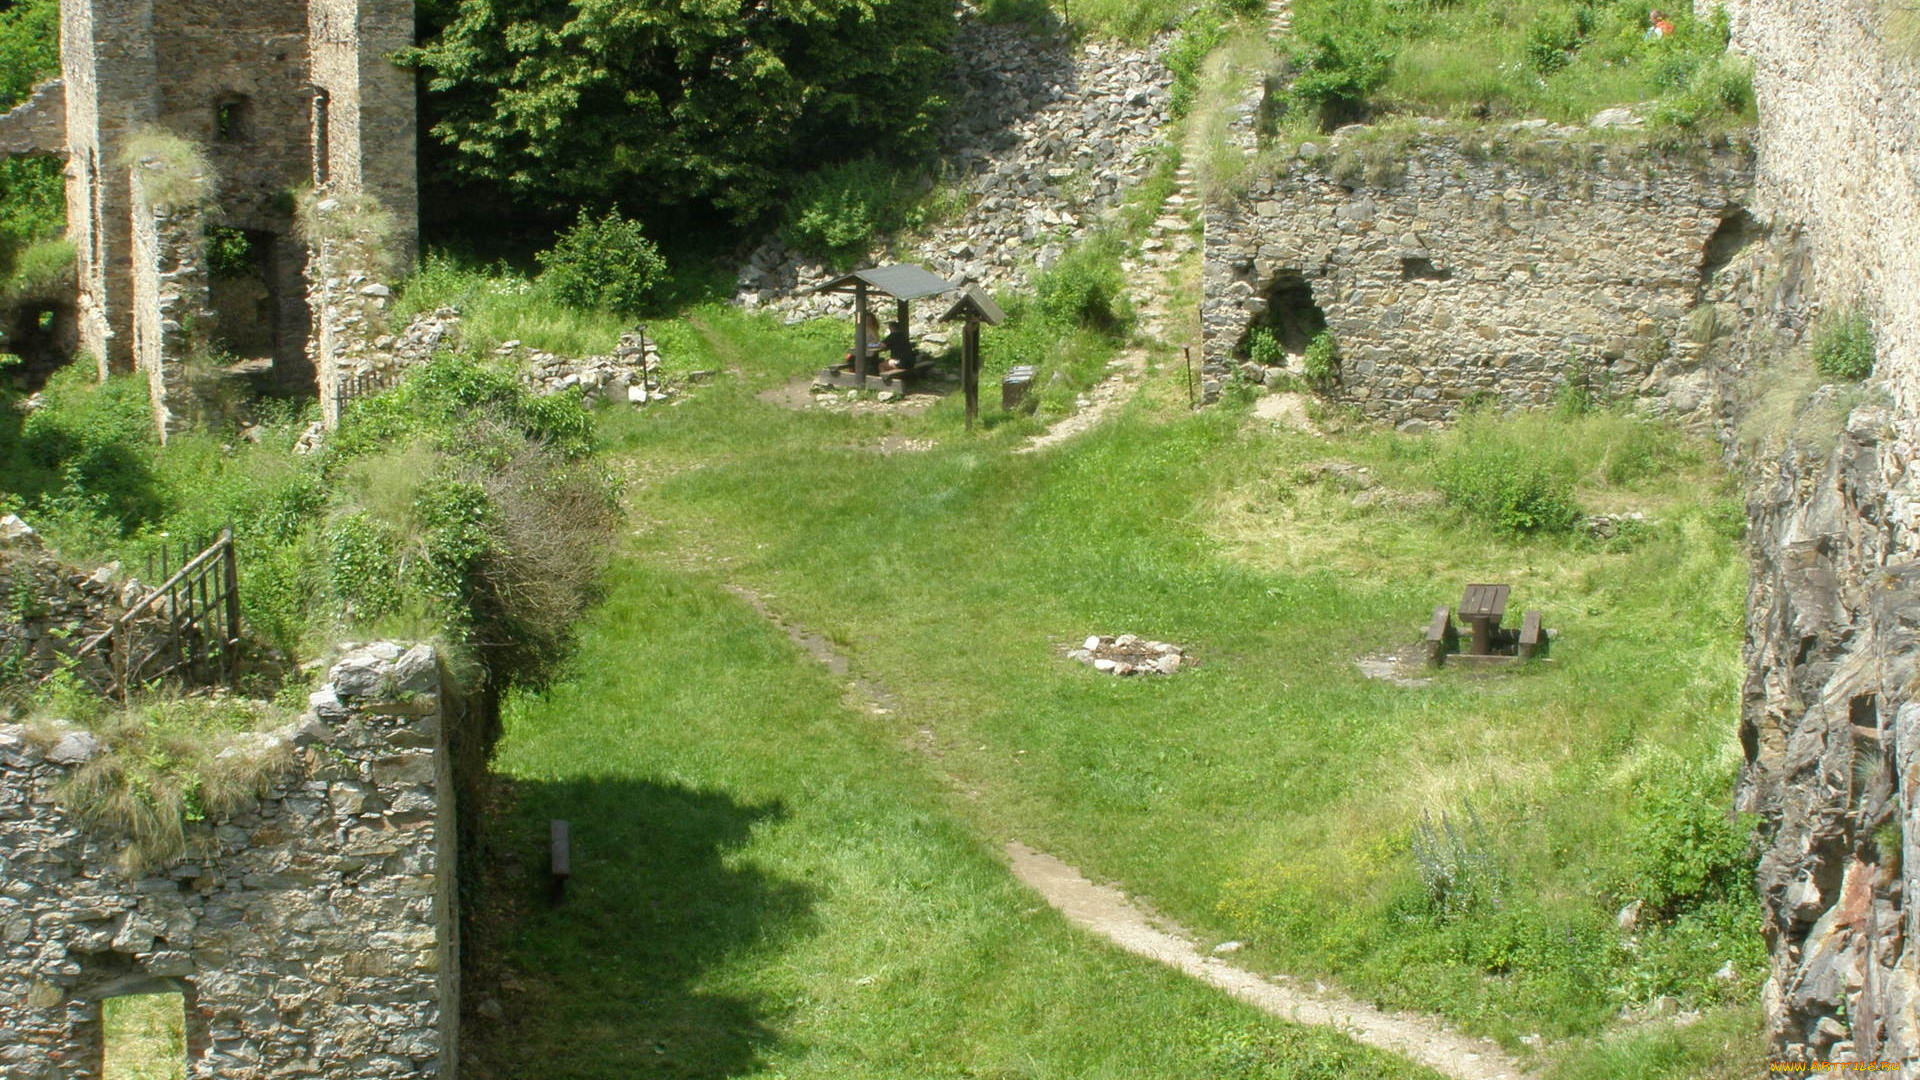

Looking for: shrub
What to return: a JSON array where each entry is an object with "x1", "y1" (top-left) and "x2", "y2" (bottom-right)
[
  {"x1": 1524, "y1": 9, "x2": 1582, "y2": 74},
  {"x1": 1034, "y1": 233, "x2": 1131, "y2": 335},
  {"x1": 1410, "y1": 806, "x2": 1507, "y2": 921},
  {"x1": 3, "y1": 237, "x2": 72, "y2": 298},
  {"x1": 1287, "y1": 26, "x2": 1394, "y2": 128},
  {"x1": 536, "y1": 208, "x2": 668, "y2": 316},
  {"x1": 1811, "y1": 306, "x2": 1876, "y2": 381},
  {"x1": 1247, "y1": 326, "x2": 1284, "y2": 367},
  {"x1": 205, "y1": 226, "x2": 253, "y2": 279},
  {"x1": 1615, "y1": 756, "x2": 1754, "y2": 919},
  {"x1": 1433, "y1": 426, "x2": 1582, "y2": 534},
  {"x1": 782, "y1": 157, "x2": 917, "y2": 267},
  {"x1": 1302, "y1": 330, "x2": 1339, "y2": 387}
]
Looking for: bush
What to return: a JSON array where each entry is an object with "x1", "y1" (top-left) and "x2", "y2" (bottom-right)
[
  {"x1": 782, "y1": 157, "x2": 916, "y2": 267},
  {"x1": 1811, "y1": 306, "x2": 1876, "y2": 381},
  {"x1": 1302, "y1": 330, "x2": 1339, "y2": 387},
  {"x1": 1034, "y1": 234, "x2": 1131, "y2": 335},
  {"x1": 1247, "y1": 326, "x2": 1284, "y2": 367},
  {"x1": 1433, "y1": 426, "x2": 1582, "y2": 534},
  {"x1": 536, "y1": 208, "x2": 668, "y2": 316},
  {"x1": 1615, "y1": 756, "x2": 1754, "y2": 919},
  {"x1": 1287, "y1": 26, "x2": 1394, "y2": 127},
  {"x1": 1411, "y1": 806, "x2": 1506, "y2": 920}
]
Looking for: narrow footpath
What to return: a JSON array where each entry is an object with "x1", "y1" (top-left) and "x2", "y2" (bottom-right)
[{"x1": 725, "y1": 582, "x2": 1536, "y2": 1080}]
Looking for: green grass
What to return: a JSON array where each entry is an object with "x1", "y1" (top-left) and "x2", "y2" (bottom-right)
[
  {"x1": 514, "y1": 307, "x2": 1766, "y2": 1076},
  {"x1": 103, "y1": 993, "x2": 185, "y2": 1080},
  {"x1": 1278, "y1": 0, "x2": 1754, "y2": 135},
  {"x1": 472, "y1": 559, "x2": 1445, "y2": 1079}
]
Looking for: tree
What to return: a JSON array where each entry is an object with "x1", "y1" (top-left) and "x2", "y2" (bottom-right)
[
  {"x1": 0, "y1": 0, "x2": 63, "y2": 276},
  {"x1": 405, "y1": 0, "x2": 956, "y2": 224}
]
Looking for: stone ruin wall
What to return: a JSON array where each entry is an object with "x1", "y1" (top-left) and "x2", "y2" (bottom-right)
[
  {"x1": 1201, "y1": 130, "x2": 1756, "y2": 426},
  {"x1": 61, "y1": 0, "x2": 156, "y2": 378},
  {"x1": 128, "y1": 165, "x2": 211, "y2": 442},
  {"x1": 1704, "y1": 0, "x2": 1920, "y2": 1065},
  {"x1": 0, "y1": 644, "x2": 462, "y2": 1079}
]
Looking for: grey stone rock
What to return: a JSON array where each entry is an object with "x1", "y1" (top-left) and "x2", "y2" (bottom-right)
[{"x1": 46, "y1": 732, "x2": 104, "y2": 766}]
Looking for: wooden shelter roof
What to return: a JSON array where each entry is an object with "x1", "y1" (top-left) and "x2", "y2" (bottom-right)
[
  {"x1": 939, "y1": 285, "x2": 1007, "y2": 326},
  {"x1": 806, "y1": 264, "x2": 956, "y2": 302}
]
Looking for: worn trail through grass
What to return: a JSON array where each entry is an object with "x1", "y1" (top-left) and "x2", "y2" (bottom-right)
[{"x1": 729, "y1": 575, "x2": 1535, "y2": 1080}]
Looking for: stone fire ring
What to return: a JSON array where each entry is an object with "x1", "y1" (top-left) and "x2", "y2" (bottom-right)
[{"x1": 1067, "y1": 634, "x2": 1191, "y2": 676}]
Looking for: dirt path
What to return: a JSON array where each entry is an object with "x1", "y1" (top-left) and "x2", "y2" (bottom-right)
[
  {"x1": 1006, "y1": 844, "x2": 1533, "y2": 1080},
  {"x1": 719, "y1": 581, "x2": 1532, "y2": 1079},
  {"x1": 1017, "y1": 156, "x2": 1197, "y2": 454}
]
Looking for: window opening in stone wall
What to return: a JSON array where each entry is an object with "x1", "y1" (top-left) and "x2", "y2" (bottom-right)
[
  {"x1": 1236, "y1": 269, "x2": 1329, "y2": 368},
  {"x1": 214, "y1": 96, "x2": 254, "y2": 143},
  {"x1": 1402, "y1": 257, "x2": 1452, "y2": 282},
  {"x1": 102, "y1": 992, "x2": 186, "y2": 1080},
  {"x1": 310, "y1": 88, "x2": 331, "y2": 186}
]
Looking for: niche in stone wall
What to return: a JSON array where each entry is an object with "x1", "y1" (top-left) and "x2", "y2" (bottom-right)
[
  {"x1": 1697, "y1": 207, "x2": 1762, "y2": 303},
  {"x1": 208, "y1": 226, "x2": 282, "y2": 363},
  {"x1": 1237, "y1": 269, "x2": 1329, "y2": 366},
  {"x1": 214, "y1": 96, "x2": 255, "y2": 144}
]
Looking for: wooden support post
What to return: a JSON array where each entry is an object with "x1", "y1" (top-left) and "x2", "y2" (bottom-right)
[
  {"x1": 854, "y1": 282, "x2": 871, "y2": 391},
  {"x1": 550, "y1": 819, "x2": 572, "y2": 906},
  {"x1": 221, "y1": 529, "x2": 240, "y2": 684},
  {"x1": 963, "y1": 318, "x2": 980, "y2": 430}
]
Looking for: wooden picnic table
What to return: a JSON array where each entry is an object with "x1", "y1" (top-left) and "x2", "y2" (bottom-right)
[{"x1": 1458, "y1": 583, "x2": 1510, "y2": 656}]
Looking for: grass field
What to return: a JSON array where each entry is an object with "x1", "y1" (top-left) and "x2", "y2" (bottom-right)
[
  {"x1": 465, "y1": 302, "x2": 1764, "y2": 1077},
  {"x1": 467, "y1": 542, "x2": 1443, "y2": 1080}
]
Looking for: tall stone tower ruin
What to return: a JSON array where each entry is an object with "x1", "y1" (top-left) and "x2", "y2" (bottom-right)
[{"x1": 0, "y1": 0, "x2": 416, "y2": 428}]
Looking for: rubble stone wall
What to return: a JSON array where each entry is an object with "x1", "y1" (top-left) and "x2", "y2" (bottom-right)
[
  {"x1": 128, "y1": 169, "x2": 211, "y2": 443},
  {"x1": 0, "y1": 644, "x2": 462, "y2": 1079},
  {"x1": 1201, "y1": 127, "x2": 1755, "y2": 425}
]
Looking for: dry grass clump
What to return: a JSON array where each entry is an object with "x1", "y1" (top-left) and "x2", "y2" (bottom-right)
[
  {"x1": 122, "y1": 129, "x2": 214, "y2": 212},
  {"x1": 296, "y1": 186, "x2": 399, "y2": 281},
  {"x1": 52, "y1": 696, "x2": 294, "y2": 875}
]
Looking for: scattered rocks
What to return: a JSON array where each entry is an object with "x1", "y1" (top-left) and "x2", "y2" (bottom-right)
[
  {"x1": 734, "y1": 22, "x2": 1172, "y2": 329},
  {"x1": 1067, "y1": 634, "x2": 1192, "y2": 676}
]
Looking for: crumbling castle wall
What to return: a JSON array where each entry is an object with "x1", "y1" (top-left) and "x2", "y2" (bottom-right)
[
  {"x1": 128, "y1": 163, "x2": 212, "y2": 442},
  {"x1": 0, "y1": 643, "x2": 462, "y2": 1079},
  {"x1": 48, "y1": 0, "x2": 417, "y2": 390},
  {"x1": 1201, "y1": 127, "x2": 1755, "y2": 425}
]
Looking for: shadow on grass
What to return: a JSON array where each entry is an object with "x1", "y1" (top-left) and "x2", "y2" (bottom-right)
[{"x1": 465, "y1": 775, "x2": 815, "y2": 1080}]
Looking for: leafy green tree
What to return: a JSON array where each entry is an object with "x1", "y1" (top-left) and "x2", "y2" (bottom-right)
[
  {"x1": 405, "y1": 0, "x2": 955, "y2": 223},
  {"x1": 0, "y1": 0, "x2": 63, "y2": 276}
]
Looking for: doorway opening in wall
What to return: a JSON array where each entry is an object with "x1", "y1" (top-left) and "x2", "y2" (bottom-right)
[
  {"x1": 208, "y1": 226, "x2": 281, "y2": 369},
  {"x1": 103, "y1": 991, "x2": 186, "y2": 1080},
  {"x1": 1235, "y1": 269, "x2": 1329, "y2": 372}
]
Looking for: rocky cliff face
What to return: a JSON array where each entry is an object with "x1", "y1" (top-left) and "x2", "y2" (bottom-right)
[
  {"x1": 1716, "y1": 0, "x2": 1920, "y2": 1064},
  {"x1": 1743, "y1": 406, "x2": 1920, "y2": 1064}
]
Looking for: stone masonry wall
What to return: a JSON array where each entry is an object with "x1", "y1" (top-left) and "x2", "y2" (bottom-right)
[
  {"x1": 128, "y1": 164, "x2": 212, "y2": 443},
  {"x1": 62, "y1": 0, "x2": 160, "y2": 376},
  {"x1": 0, "y1": 643, "x2": 462, "y2": 1079},
  {"x1": 1705, "y1": 0, "x2": 1920, "y2": 1065},
  {"x1": 308, "y1": 0, "x2": 419, "y2": 265},
  {"x1": 0, "y1": 81, "x2": 68, "y2": 158},
  {"x1": 1202, "y1": 124, "x2": 1755, "y2": 425}
]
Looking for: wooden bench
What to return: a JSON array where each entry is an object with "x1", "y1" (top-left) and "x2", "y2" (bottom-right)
[
  {"x1": 550, "y1": 819, "x2": 571, "y2": 906},
  {"x1": 1425, "y1": 605, "x2": 1458, "y2": 667},
  {"x1": 1517, "y1": 610, "x2": 1545, "y2": 659}
]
